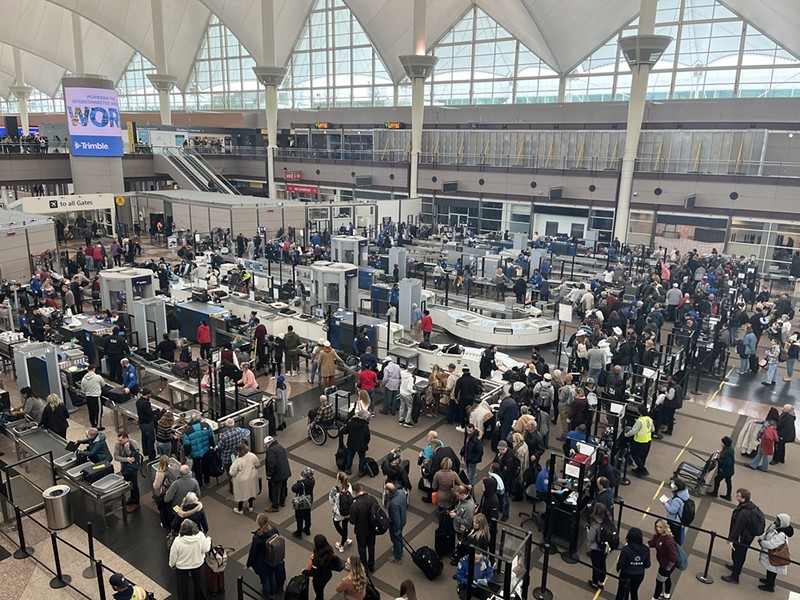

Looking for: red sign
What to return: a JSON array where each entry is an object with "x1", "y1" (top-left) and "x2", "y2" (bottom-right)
[
  {"x1": 284, "y1": 171, "x2": 302, "y2": 181},
  {"x1": 287, "y1": 184, "x2": 319, "y2": 195}
]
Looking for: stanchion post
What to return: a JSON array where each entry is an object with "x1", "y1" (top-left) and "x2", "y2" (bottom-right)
[
  {"x1": 95, "y1": 559, "x2": 107, "y2": 600},
  {"x1": 616, "y1": 499, "x2": 625, "y2": 534},
  {"x1": 695, "y1": 530, "x2": 717, "y2": 584},
  {"x1": 49, "y1": 532, "x2": 71, "y2": 589},
  {"x1": 12, "y1": 506, "x2": 33, "y2": 559},
  {"x1": 237, "y1": 576, "x2": 244, "y2": 598},
  {"x1": 83, "y1": 521, "x2": 97, "y2": 578},
  {"x1": 533, "y1": 542, "x2": 554, "y2": 600}
]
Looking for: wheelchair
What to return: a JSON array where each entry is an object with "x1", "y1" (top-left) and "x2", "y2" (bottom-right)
[
  {"x1": 308, "y1": 419, "x2": 341, "y2": 446},
  {"x1": 673, "y1": 450, "x2": 719, "y2": 496}
]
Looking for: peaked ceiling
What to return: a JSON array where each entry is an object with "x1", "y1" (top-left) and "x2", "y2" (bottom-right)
[{"x1": 0, "y1": 0, "x2": 796, "y2": 102}]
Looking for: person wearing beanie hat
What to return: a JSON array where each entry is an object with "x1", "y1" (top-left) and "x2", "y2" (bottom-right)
[
  {"x1": 291, "y1": 466, "x2": 316, "y2": 538},
  {"x1": 757, "y1": 513, "x2": 794, "y2": 591},
  {"x1": 708, "y1": 435, "x2": 736, "y2": 499}
]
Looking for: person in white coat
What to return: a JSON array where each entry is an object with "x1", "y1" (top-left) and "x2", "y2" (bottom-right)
[
  {"x1": 169, "y1": 519, "x2": 212, "y2": 600},
  {"x1": 757, "y1": 513, "x2": 794, "y2": 592},
  {"x1": 398, "y1": 366, "x2": 416, "y2": 428},
  {"x1": 229, "y1": 443, "x2": 261, "y2": 514}
]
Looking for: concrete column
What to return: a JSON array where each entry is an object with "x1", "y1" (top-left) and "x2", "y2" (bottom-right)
[
  {"x1": 254, "y1": 0, "x2": 286, "y2": 200},
  {"x1": 11, "y1": 48, "x2": 31, "y2": 135},
  {"x1": 400, "y1": 0, "x2": 436, "y2": 203},
  {"x1": 612, "y1": 0, "x2": 670, "y2": 244},
  {"x1": 146, "y1": 0, "x2": 177, "y2": 125},
  {"x1": 72, "y1": 13, "x2": 85, "y2": 74}
]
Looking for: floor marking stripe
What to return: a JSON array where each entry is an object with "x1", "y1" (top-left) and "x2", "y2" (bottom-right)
[{"x1": 704, "y1": 367, "x2": 735, "y2": 409}]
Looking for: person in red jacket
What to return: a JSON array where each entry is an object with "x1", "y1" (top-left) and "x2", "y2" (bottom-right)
[
  {"x1": 91, "y1": 244, "x2": 104, "y2": 273},
  {"x1": 357, "y1": 365, "x2": 378, "y2": 413},
  {"x1": 421, "y1": 310, "x2": 433, "y2": 345},
  {"x1": 197, "y1": 320, "x2": 211, "y2": 361}
]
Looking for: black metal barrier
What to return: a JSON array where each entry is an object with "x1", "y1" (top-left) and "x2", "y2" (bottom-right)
[{"x1": 237, "y1": 575, "x2": 263, "y2": 599}]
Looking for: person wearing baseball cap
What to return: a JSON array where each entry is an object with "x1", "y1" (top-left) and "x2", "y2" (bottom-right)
[
  {"x1": 264, "y1": 435, "x2": 292, "y2": 512},
  {"x1": 109, "y1": 573, "x2": 150, "y2": 600}
]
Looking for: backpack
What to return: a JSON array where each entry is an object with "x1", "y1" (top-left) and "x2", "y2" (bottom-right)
[
  {"x1": 598, "y1": 521, "x2": 620, "y2": 551},
  {"x1": 338, "y1": 488, "x2": 354, "y2": 517},
  {"x1": 736, "y1": 339, "x2": 746, "y2": 357},
  {"x1": 265, "y1": 533, "x2": 286, "y2": 567},
  {"x1": 534, "y1": 385, "x2": 553, "y2": 410},
  {"x1": 748, "y1": 506, "x2": 766, "y2": 537},
  {"x1": 680, "y1": 497, "x2": 696, "y2": 526},
  {"x1": 369, "y1": 497, "x2": 390, "y2": 535},
  {"x1": 180, "y1": 345, "x2": 192, "y2": 363},
  {"x1": 789, "y1": 306, "x2": 796, "y2": 320}
]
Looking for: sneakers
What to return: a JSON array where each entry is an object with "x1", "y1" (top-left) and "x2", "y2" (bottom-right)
[
  {"x1": 335, "y1": 542, "x2": 344, "y2": 553},
  {"x1": 346, "y1": 539, "x2": 353, "y2": 547},
  {"x1": 721, "y1": 575, "x2": 739, "y2": 584},
  {"x1": 402, "y1": 423, "x2": 413, "y2": 428},
  {"x1": 126, "y1": 503, "x2": 140, "y2": 513},
  {"x1": 233, "y1": 507, "x2": 243, "y2": 514},
  {"x1": 455, "y1": 426, "x2": 465, "y2": 432},
  {"x1": 389, "y1": 557, "x2": 403, "y2": 564}
]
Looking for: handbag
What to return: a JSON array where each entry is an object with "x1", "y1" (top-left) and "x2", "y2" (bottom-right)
[
  {"x1": 292, "y1": 480, "x2": 312, "y2": 510},
  {"x1": 257, "y1": 476, "x2": 263, "y2": 495},
  {"x1": 121, "y1": 451, "x2": 141, "y2": 479},
  {"x1": 768, "y1": 542, "x2": 791, "y2": 567}
]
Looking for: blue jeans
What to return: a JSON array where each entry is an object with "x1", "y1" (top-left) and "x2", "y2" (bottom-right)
[
  {"x1": 309, "y1": 361, "x2": 322, "y2": 384},
  {"x1": 501, "y1": 492, "x2": 509, "y2": 519},
  {"x1": 346, "y1": 448, "x2": 366, "y2": 474},
  {"x1": 389, "y1": 527, "x2": 403, "y2": 560},
  {"x1": 765, "y1": 362, "x2": 778, "y2": 384},
  {"x1": 140, "y1": 422, "x2": 156, "y2": 460},
  {"x1": 738, "y1": 356, "x2": 749, "y2": 374},
  {"x1": 382, "y1": 388, "x2": 398, "y2": 415},
  {"x1": 750, "y1": 447, "x2": 770, "y2": 471},
  {"x1": 787, "y1": 358, "x2": 796, "y2": 378},
  {"x1": 259, "y1": 568, "x2": 276, "y2": 599},
  {"x1": 467, "y1": 463, "x2": 477, "y2": 484},
  {"x1": 156, "y1": 441, "x2": 172, "y2": 457},
  {"x1": 588, "y1": 368, "x2": 601, "y2": 386},
  {"x1": 366, "y1": 389, "x2": 375, "y2": 412}
]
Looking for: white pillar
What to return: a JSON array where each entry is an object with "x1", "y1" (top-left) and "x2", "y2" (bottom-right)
[
  {"x1": 11, "y1": 48, "x2": 31, "y2": 135},
  {"x1": 146, "y1": 0, "x2": 177, "y2": 125},
  {"x1": 254, "y1": 0, "x2": 286, "y2": 201},
  {"x1": 400, "y1": 0, "x2": 436, "y2": 203},
  {"x1": 72, "y1": 13, "x2": 84, "y2": 74},
  {"x1": 613, "y1": 0, "x2": 668, "y2": 244}
]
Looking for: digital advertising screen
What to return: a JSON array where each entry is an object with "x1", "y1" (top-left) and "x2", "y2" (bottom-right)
[{"x1": 63, "y1": 87, "x2": 123, "y2": 157}]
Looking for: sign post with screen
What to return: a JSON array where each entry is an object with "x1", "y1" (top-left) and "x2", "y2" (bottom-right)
[{"x1": 64, "y1": 87, "x2": 123, "y2": 157}]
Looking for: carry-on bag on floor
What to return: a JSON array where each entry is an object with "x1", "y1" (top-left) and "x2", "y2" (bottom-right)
[
  {"x1": 434, "y1": 526, "x2": 455, "y2": 556},
  {"x1": 401, "y1": 535, "x2": 443, "y2": 580},
  {"x1": 204, "y1": 566, "x2": 225, "y2": 595},
  {"x1": 364, "y1": 457, "x2": 379, "y2": 477},
  {"x1": 336, "y1": 437, "x2": 348, "y2": 471},
  {"x1": 284, "y1": 573, "x2": 309, "y2": 600}
]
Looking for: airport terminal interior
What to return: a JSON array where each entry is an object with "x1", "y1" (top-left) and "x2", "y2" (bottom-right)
[{"x1": 3, "y1": 0, "x2": 800, "y2": 599}]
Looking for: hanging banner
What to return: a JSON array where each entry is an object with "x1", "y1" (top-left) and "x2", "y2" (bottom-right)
[{"x1": 63, "y1": 86, "x2": 123, "y2": 157}]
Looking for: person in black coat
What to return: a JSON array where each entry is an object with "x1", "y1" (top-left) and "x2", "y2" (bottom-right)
[
  {"x1": 39, "y1": 394, "x2": 69, "y2": 439},
  {"x1": 265, "y1": 436, "x2": 292, "y2": 512},
  {"x1": 348, "y1": 483, "x2": 377, "y2": 573},
  {"x1": 381, "y1": 451, "x2": 411, "y2": 491},
  {"x1": 291, "y1": 467, "x2": 316, "y2": 538},
  {"x1": 478, "y1": 476, "x2": 501, "y2": 549},
  {"x1": 512, "y1": 277, "x2": 527, "y2": 305},
  {"x1": 341, "y1": 411, "x2": 371, "y2": 476},
  {"x1": 479, "y1": 346, "x2": 498, "y2": 380},
  {"x1": 773, "y1": 404, "x2": 796, "y2": 465}
]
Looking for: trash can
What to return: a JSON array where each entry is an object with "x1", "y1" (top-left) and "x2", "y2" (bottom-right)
[
  {"x1": 249, "y1": 419, "x2": 268, "y2": 454},
  {"x1": 43, "y1": 485, "x2": 73, "y2": 530}
]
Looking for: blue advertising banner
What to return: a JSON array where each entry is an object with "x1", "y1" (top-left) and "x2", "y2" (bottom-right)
[{"x1": 64, "y1": 87, "x2": 123, "y2": 157}]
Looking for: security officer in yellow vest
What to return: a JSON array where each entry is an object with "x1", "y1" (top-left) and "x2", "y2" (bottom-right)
[{"x1": 624, "y1": 405, "x2": 656, "y2": 477}]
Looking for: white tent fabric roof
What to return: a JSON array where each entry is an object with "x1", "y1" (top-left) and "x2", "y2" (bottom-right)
[{"x1": 0, "y1": 0, "x2": 795, "y2": 100}]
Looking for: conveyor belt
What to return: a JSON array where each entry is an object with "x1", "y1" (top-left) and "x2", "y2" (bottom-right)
[{"x1": 18, "y1": 428, "x2": 71, "y2": 462}]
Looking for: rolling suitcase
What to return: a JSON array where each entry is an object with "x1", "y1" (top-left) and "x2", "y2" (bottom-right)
[
  {"x1": 335, "y1": 437, "x2": 347, "y2": 471},
  {"x1": 435, "y1": 511, "x2": 456, "y2": 556},
  {"x1": 204, "y1": 565, "x2": 225, "y2": 595},
  {"x1": 401, "y1": 535, "x2": 443, "y2": 580},
  {"x1": 284, "y1": 574, "x2": 309, "y2": 600}
]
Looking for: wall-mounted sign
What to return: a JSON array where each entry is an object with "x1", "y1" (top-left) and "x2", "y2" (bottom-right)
[
  {"x1": 284, "y1": 171, "x2": 302, "y2": 181},
  {"x1": 287, "y1": 184, "x2": 319, "y2": 195},
  {"x1": 63, "y1": 87, "x2": 123, "y2": 157},
  {"x1": 384, "y1": 122, "x2": 404, "y2": 129},
  {"x1": 314, "y1": 122, "x2": 331, "y2": 129},
  {"x1": 22, "y1": 193, "x2": 115, "y2": 215}
]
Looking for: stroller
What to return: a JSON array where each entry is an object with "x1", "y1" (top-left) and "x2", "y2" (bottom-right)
[{"x1": 673, "y1": 450, "x2": 719, "y2": 496}]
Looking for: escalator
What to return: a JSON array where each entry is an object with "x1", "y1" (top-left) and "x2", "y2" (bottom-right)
[
  {"x1": 182, "y1": 149, "x2": 240, "y2": 194},
  {"x1": 153, "y1": 147, "x2": 240, "y2": 194}
]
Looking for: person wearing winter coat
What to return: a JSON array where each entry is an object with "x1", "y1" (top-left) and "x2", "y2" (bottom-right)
[
  {"x1": 662, "y1": 478, "x2": 690, "y2": 544},
  {"x1": 265, "y1": 436, "x2": 292, "y2": 511},
  {"x1": 756, "y1": 513, "x2": 794, "y2": 592},
  {"x1": 229, "y1": 444, "x2": 260, "y2": 514},
  {"x1": 381, "y1": 451, "x2": 411, "y2": 491},
  {"x1": 750, "y1": 418, "x2": 779, "y2": 471},
  {"x1": 169, "y1": 519, "x2": 211, "y2": 600},
  {"x1": 291, "y1": 467, "x2": 316, "y2": 538},
  {"x1": 246, "y1": 513, "x2": 280, "y2": 600},
  {"x1": 183, "y1": 412, "x2": 216, "y2": 488},
  {"x1": 170, "y1": 492, "x2": 209, "y2": 534},
  {"x1": 456, "y1": 549, "x2": 494, "y2": 600},
  {"x1": 76, "y1": 428, "x2": 113, "y2": 463},
  {"x1": 615, "y1": 527, "x2": 651, "y2": 600},
  {"x1": 586, "y1": 503, "x2": 613, "y2": 590},
  {"x1": 317, "y1": 341, "x2": 341, "y2": 387},
  {"x1": 385, "y1": 482, "x2": 408, "y2": 563},
  {"x1": 460, "y1": 423, "x2": 484, "y2": 484},
  {"x1": 450, "y1": 485, "x2": 477, "y2": 537},
  {"x1": 329, "y1": 472, "x2": 354, "y2": 552},
  {"x1": 432, "y1": 456, "x2": 460, "y2": 510},
  {"x1": 341, "y1": 410, "x2": 371, "y2": 476},
  {"x1": 478, "y1": 476, "x2": 501, "y2": 549},
  {"x1": 307, "y1": 534, "x2": 338, "y2": 600},
  {"x1": 723, "y1": 488, "x2": 765, "y2": 583},
  {"x1": 380, "y1": 357, "x2": 402, "y2": 416},
  {"x1": 647, "y1": 519, "x2": 678, "y2": 600},
  {"x1": 774, "y1": 404, "x2": 796, "y2": 465},
  {"x1": 708, "y1": 436, "x2": 735, "y2": 500}
]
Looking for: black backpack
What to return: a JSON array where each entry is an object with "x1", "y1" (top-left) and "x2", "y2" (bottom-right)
[
  {"x1": 680, "y1": 497, "x2": 696, "y2": 526},
  {"x1": 598, "y1": 521, "x2": 620, "y2": 551},
  {"x1": 180, "y1": 345, "x2": 192, "y2": 363},
  {"x1": 338, "y1": 488, "x2": 354, "y2": 517},
  {"x1": 369, "y1": 497, "x2": 389, "y2": 535}
]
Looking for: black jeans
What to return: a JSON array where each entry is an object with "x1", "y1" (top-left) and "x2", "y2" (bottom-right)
[
  {"x1": 615, "y1": 573, "x2": 644, "y2": 600},
  {"x1": 712, "y1": 473, "x2": 732, "y2": 497},
  {"x1": 357, "y1": 532, "x2": 376, "y2": 572},
  {"x1": 269, "y1": 479, "x2": 287, "y2": 508},
  {"x1": 200, "y1": 343, "x2": 211, "y2": 361},
  {"x1": 774, "y1": 440, "x2": 787, "y2": 463},
  {"x1": 653, "y1": 566, "x2": 674, "y2": 598},
  {"x1": 763, "y1": 570, "x2": 777, "y2": 589},
  {"x1": 630, "y1": 441, "x2": 651, "y2": 473},
  {"x1": 295, "y1": 508, "x2": 311, "y2": 534},
  {"x1": 312, "y1": 571, "x2": 332, "y2": 600},
  {"x1": 589, "y1": 548, "x2": 607, "y2": 585},
  {"x1": 661, "y1": 407, "x2": 676, "y2": 434},
  {"x1": 730, "y1": 541, "x2": 748, "y2": 578},
  {"x1": 191, "y1": 451, "x2": 212, "y2": 486},
  {"x1": 333, "y1": 519, "x2": 349, "y2": 546},
  {"x1": 176, "y1": 566, "x2": 209, "y2": 600}
]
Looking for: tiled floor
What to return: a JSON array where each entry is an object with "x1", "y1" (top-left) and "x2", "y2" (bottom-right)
[{"x1": 2, "y1": 237, "x2": 800, "y2": 598}]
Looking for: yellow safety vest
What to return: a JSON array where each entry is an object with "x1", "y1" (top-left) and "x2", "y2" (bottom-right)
[{"x1": 633, "y1": 415, "x2": 654, "y2": 443}]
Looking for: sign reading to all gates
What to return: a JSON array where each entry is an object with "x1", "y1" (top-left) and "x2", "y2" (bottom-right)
[
  {"x1": 284, "y1": 171, "x2": 302, "y2": 181},
  {"x1": 63, "y1": 87, "x2": 123, "y2": 157},
  {"x1": 22, "y1": 193, "x2": 115, "y2": 215},
  {"x1": 286, "y1": 184, "x2": 319, "y2": 195}
]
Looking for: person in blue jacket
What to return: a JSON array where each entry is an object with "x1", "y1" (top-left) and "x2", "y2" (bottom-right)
[
  {"x1": 661, "y1": 477, "x2": 691, "y2": 544},
  {"x1": 456, "y1": 549, "x2": 494, "y2": 600},
  {"x1": 77, "y1": 428, "x2": 113, "y2": 463},
  {"x1": 183, "y1": 412, "x2": 217, "y2": 488},
  {"x1": 120, "y1": 358, "x2": 139, "y2": 396}
]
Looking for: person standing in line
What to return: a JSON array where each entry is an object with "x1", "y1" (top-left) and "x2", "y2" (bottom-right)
[
  {"x1": 341, "y1": 410, "x2": 371, "y2": 476},
  {"x1": 183, "y1": 412, "x2": 216, "y2": 489},
  {"x1": 380, "y1": 357, "x2": 401, "y2": 416},
  {"x1": 614, "y1": 527, "x2": 651, "y2": 600},
  {"x1": 397, "y1": 365, "x2": 416, "y2": 428},
  {"x1": 229, "y1": 443, "x2": 260, "y2": 514},
  {"x1": 707, "y1": 436, "x2": 735, "y2": 500},
  {"x1": 411, "y1": 303, "x2": 423, "y2": 341},
  {"x1": 196, "y1": 320, "x2": 211, "y2": 361},
  {"x1": 749, "y1": 417, "x2": 779, "y2": 472},
  {"x1": 397, "y1": 580, "x2": 417, "y2": 600},
  {"x1": 460, "y1": 423, "x2": 483, "y2": 484},
  {"x1": 283, "y1": 325, "x2": 301, "y2": 377},
  {"x1": 39, "y1": 393, "x2": 69, "y2": 439},
  {"x1": 662, "y1": 478, "x2": 690, "y2": 544},
  {"x1": 737, "y1": 324, "x2": 756, "y2": 375},
  {"x1": 246, "y1": 514, "x2": 280, "y2": 600},
  {"x1": 306, "y1": 534, "x2": 338, "y2": 600},
  {"x1": 445, "y1": 363, "x2": 461, "y2": 425},
  {"x1": 647, "y1": 519, "x2": 678, "y2": 600},
  {"x1": 264, "y1": 436, "x2": 292, "y2": 512},
  {"x1": 722, "y1": 488, "x2": 765, "y2": 584},
  {"x1": 329, "y1": 472, "x2": 354, "y2": 552},
  {"x1": 169, "y1": 519, "x2": 211, "y2": 600},
  {"x1": 762, "y1": 338, "x2": 781, "y2": 386},
  {"x1": 357, "y1": 363, "x2": 378, "y2": 414},
  {"x1": 773, "y1": 404, "x2": 796, "y2": 465},
  {"x1": 114, "y1": 431, "x2": 141, "y2": 513},
  {"x1": 453, "y1": 366, "x2": 481, "y2": 432},
  {"x1": 586, "y1": 503, "x2": 613, "y2": 590},
  {"x1": 308, "y1": 338, "x2": 325, "y2": 385},
  {"x1": 385, "y1": 482, "x2": 408, "y2": 564},
  {"x1": 756, "y1": 513, "x2": 794, "y2": 592},
  {"x1": 317, "y1": 340, "x2": 341, "y2": 388},
  {"x1": 421, "y1": 310, "x2": 433, "y2": 345},
  {"x1": 135, "y1": 388, "x2": 161, "y2": 462},
  {"x1": 783, "y1": 334, "x2": 800, "y2": 381},
  {"x1": 349, "y1": 483, "x2": 378, "y2": 573},
  {"x1": 291, "y1": 467, "x2": 316, "y2": 538},
  {"x1": 335, "y1": 556, "x2": 368, "y2": 600},
  {"x1": 121, "y1": 358, "x2": 139, "y2": 396}
]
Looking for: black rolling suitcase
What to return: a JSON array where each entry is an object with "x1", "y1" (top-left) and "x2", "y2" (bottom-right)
[
  {"x1": 335, "y1": 436, "x2": 347, "y2": 471},
  {"x1": 434, "y1": 512, "x2": 456, "y2": 556},
  {"x1": 364, "y1": 457, "x2": 379, "y2": 477},
  {"x1": 401, "y1": 535, "x2": 443, "y2": 580}
]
